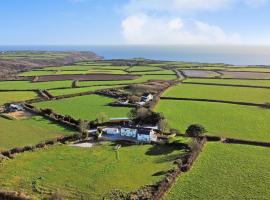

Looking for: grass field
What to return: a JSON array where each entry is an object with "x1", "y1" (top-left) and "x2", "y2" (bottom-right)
[
  {"x1": 127, "y1": 66, "x2": 164, "y2": 72},
  {"x1": 184, "y1": 78, "x2": 270, "y2": 87},
  {"x1": 0, "y1": 142, "x2": 185, "y2": 199},
  {"x1": 0, "y1": 91, "x2": 37, "y2": 105},
  {"x1": 155, "y1": 100, "x2": 270, "y2": 141},
  {"x1": 0, "y1": 80, "x2": 72, "y2": 90},
  {"x1": 0, "y1": 116, "x2": 72, "y2": 151},
  {"x1": 34, "y1": 94, "x2": 131, "y2": 120},
  {"x1": 130, "y1": 70, "x2": 175, "y2": 75},
  {"x1": 48, "y1": 85, "x2": 124, "y2": 96},
  {"x1": 163, "y1": 84, "x2": 270, "y2": 104},
  {"x1": 226, "y1": 67, "x2": 270, "y2": 72},
  {"x1": 165, "y1": 142, "x2": 270, "y2": 200},
  {"x1": 43, "y1": 65, "x2": 128, "y2": 71}
]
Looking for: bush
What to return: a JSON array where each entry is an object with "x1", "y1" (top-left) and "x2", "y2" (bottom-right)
[
  {"x1": 186, "y1": 124, "x2": 207, "y2": 137},
  {"x1": 36, "y1": 142, "x2": 46, "y2": 149}
]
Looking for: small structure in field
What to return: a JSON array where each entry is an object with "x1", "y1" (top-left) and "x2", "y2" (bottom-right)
[
  {"x1": 6, "y1": 104, "x2": 24, "y2": 113},
  {"x1": 109, "y1": 117, "x2": 131, "y2": 126},
  {"x1": 140, "y1": 93, "x2": 153, "y2": 103}
]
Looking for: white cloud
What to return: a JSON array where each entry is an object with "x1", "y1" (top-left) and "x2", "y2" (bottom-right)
[{"x1": 121, "y1": 14, "x2": 241, "y2": 44}]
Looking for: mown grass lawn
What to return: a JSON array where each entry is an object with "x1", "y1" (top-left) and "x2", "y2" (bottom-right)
[
  {"x1": 184, "y1": 78, "x2": 270, "y2": 87},
  {"x1": 34, "y1": 94, "x2": 131, "y2": 121},
  {"x1": 163, "y1": 84, "x2": 270, "y2": 104},
  {"x1": 0, "y1": 80, "x2": 72, "y2": 90},
  {"x1": 0, "y1": 116, "x2": 72, "y2": 151},
  {"x1": 165, "y1": 142, "x2": 270, "y2": 200},
  {"x1": 155, "y1": 100, "x2": 270, "y2": 142},
  {"x1": 0, "y1": 142, "x2": 186, "y2": 200},
  {"x1": 0, "y1": 91, "x2": 37, "y2": 105}
]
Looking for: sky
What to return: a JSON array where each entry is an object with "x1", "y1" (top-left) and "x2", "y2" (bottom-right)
[{"x1": 1, "y1": 0, "x2": 270, "y2": 45}]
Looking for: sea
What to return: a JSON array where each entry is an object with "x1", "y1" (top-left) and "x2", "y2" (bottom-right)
[{"x1": 1, "y1": 45, "x2": 270, "y2": 66}]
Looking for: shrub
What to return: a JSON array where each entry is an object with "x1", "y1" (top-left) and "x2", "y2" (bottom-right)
[
  {"x1": 47, "y1": 190, "x2": 65, "y2": 200},
  {"x1": 170, "y1": 128, "x2": 182, "y2": 136},
  {"x1": 23, "y1": 146, "x2": 34, "y2": 152},
  {"x1": 10, "y1": 147, "x2": 24, "y2": 154},
  {"x1": 186, "y1": 124, "x2": 207, "y2": 137},
  {"x1": 36, "y1": 142, "x2": 46, "y2": 149}
]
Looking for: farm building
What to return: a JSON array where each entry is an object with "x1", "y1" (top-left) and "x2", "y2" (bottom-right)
[
  {"x1": 5, "y1": 104, "x2": 24, "y2": 112},
  {"x1": 109, "y1": 117, "x2": 131, "y2": 125},
  {"x1": 137, "y1": 128, "x2": 157, "y2": 142},
  {"x1": 104, "y1": 126, "x2": 157, "y2": 142},
  {"x1": 140, "y1": 93, "x2": 153, "y2": 102}
]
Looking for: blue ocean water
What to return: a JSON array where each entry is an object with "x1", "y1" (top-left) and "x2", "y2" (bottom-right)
[{"x1": 1, "y1": 45, "x2": 270, "y2": 66}]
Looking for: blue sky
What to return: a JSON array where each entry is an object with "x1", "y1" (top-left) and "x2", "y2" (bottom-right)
[{"x1": 1, "y1": 0, "x2": 270, "y2": 45}]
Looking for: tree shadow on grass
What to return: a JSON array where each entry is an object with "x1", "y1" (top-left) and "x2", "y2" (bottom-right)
[
  {"x1": 152, "y1": 170, "x2": 168, "y2": 177},
  {"x1": 145, "y1": 144, "x2": 186, "y2": 156}
]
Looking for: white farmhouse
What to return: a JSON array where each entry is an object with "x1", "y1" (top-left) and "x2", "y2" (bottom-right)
[
  {"x1": 137, "y1": 128, "x2": 157, "y2": 142},
  {"x1": 140, "y1": 93, "x2": 154, "y2": 103},
  {"x1": 103, "y1": 127, "x2": 120, "y2": 135},
  {"x1": 120, "y1": 127, "x2": 137, "y2": 138}
]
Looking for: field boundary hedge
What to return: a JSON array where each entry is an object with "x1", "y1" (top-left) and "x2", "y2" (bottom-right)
[
  {"x1": 0, "y1": 190, "x2": 33, "y2": 200},
  {"x1": 160, "y1": 97, "x2": 268, "y2": 107}
]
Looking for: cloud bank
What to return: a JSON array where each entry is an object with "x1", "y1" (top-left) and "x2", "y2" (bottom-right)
[
  {"x1": 121, "y1": 0, "x2": 267, "y2": 44},
  {"x1": 122, "y1": 14, "x2": 240, "y2": 44}
]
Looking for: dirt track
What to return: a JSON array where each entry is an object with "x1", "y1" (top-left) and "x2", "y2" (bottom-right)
[{"x1": 33, "y1": 74, "x2": 139, "y2": 82}]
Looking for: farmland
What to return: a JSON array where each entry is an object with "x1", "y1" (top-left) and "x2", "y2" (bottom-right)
[
  {"x1": 165, "y1": 143, "x2": 270, "y2": 200},
  {"x1": 33, "y1": 94, "x2": 131, "y2": 120},
  {"x1": 0, "y1": 116, "x2": 72, "y2": 151},
  {"x1": 184, "y1": 78, "x2": 270, "y2": 87},
  {"x1": 163, "y1": 84, "x2": 270, "y2": 104},
  {"x1": 0, "y1": 91, "x2": 37, "y2": 105},
  {"x1": 155, "y1": 100, "x2": 270, "y2": 141},
  {"x1": 0, "y1": 80, "x2": 72, "y2": 90},
  {"x1": 0, "y1": 142, "x2": 185, "y2": 199},
  {"x1": 1, "y1": 56, "x2": 270, "y2": 200},
  {"x1": 48, "y1": 85, "x2": 124, "y2": 96}
]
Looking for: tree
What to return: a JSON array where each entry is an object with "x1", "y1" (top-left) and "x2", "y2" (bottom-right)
[
  {"x1": 185, "y1": 124, "x2": 207, "y2": 137},
  {"x1": 158, "y1": 118, "x2": 170, "y2": 134},
  {"x1": 79, "y1": 119, "x2": 89, "y2": 133},
  {"x1": 72, "y1": 80, "x2": 79, "y2": 88},
  {"x1": 97, "y1": 112, "x2": 108, "y2": 124},
  {"x1": 128, "y1": 95, "x2": 140, "y2": 104}
]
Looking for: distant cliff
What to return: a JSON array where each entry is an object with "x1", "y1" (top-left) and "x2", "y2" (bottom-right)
[{"x1": 0, "y1": 51, "x2": 102, "y2": 79}]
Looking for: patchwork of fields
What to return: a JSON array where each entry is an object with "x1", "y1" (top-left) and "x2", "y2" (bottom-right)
[
  {"x1": 34, "y1": 94, "x2": 131, "y2": 121},
  {"x1": 165, "y1": 143, "x2": 270, "y2": 200},
  {"x1": 0, "y1": 142, "x2": 185, "y2": 199},
  {"x1": 163, "y1": 83, "x2": 270, "y2": 104},
  {"x1": 1, "y1": 59, "x2": 270, "y2": 200},
  {"x1": 156, "y1": 100, "x2": 270, "y2": 141},
  {"x1": 0, "y1": 116, "x2": 72, "y2": 151}
]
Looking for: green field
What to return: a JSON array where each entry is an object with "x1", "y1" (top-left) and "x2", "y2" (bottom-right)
[
  {"x1": 165, "y1": 142, "x2": 270, "y2": 200},
  {"x1": 184, "y1": 78, "x2": 270, "y2": 87},
  {"x1": 19, "y1": 70, "x2": 56, "y2": 76},
  {"x1": 127, "y1": 66, "x2": 164, "y2": 72},
  {"x1": 34, "y1": 94, "x2": 131, "y2": 120},
  {"x1": 226, "y1": 67, "x2": 270, "y2": 72},
  {"x1": 43, "y1": 65, "x2": 128, "y2": 71},
  {"x1": 0, "y1": 80, "x2": 72, "y2": 90},
  {"x1": 163, "y1": 84, "x2": 270, "y2": 104},
  {"x1": 130, "y1": 70, "x2": 175, "y2": 75},
  {"x1": 0, "y1": 91, "x2": 37, "y2": 105},
  {"x1": 0, "y1": 116, "x2": 72, "y2": 151},
  {"x1": 0, "y1": 142, "x2": 185, "y2": 199},
  {"x1": 48, "y1": 85, "x2": 124, "y2": 96},
  {"x1": 155, "y1": 100, "x2": 270, "y2": 141},
  {"x1": 78, "y1": 75, "x2": 176, "y2": 87}
]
